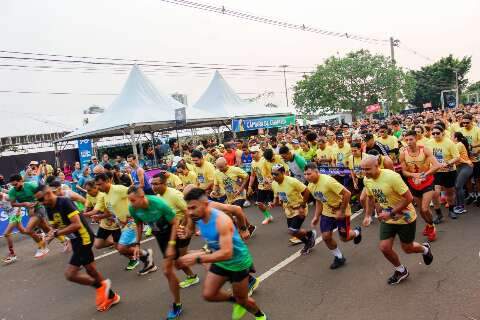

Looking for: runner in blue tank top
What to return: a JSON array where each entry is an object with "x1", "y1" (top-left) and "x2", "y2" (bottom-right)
[
  {"x1": 127, "y1": 154, "x2": 154, "y2": 195},
  {"x1": 178, "y1": 188, "x2": 268, "y2": 320}
]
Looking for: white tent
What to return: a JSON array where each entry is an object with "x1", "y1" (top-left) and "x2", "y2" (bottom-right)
[
  {"x1": 193, "y1": 71, "x2": 292, "y2": 119},
  {"x1": 61, "y1": 65, "x2": 215, "y2": 141}
]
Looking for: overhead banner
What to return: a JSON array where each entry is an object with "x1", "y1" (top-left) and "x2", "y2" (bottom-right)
[
  {"x1": 365, "y1": 103, "x2": 381, "y2": 113},
  {"x1": 232, "y1": 115, "x2": 296, "y2": 132},
  {"x1": 78, "y1": 139, "x2": 93, "y2": 168}
]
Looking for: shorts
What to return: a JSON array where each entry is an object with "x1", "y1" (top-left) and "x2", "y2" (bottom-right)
[
  {"x1": 434, "y1": 171, "x2": 457, "y2": 188},
  {"x1": 209, "y1": 263, "x2": 253, "y2": 283},
  {"x1": 379, "y1": 220, "x2": 416, "y2": 244},
  {"x1": 96, "y1": 227, "x2": 121, "y2": 243},
  {"x1": 176, "y1": 237, "x2": 191, "y2": 249},
  {"x1": 231, "y1": 199, "x2": 246, "y2": 207},
  {"x1": 286, "y1": 215, "x2": 305, "y2": 233},
  {"x1": 409, "y1": 183, "x2": 434, "y2": 198},
  {"x1": 118, "y1": 227, "x2": 137, "y2": 246},
  {"x1": 70, "y1": 243, "x2": 95, "y2": 267},
  {"x1": 473, "y1": 162, "x2": 480, "y2": 179},
  {"x1": 152, "y1": 229, "x2": 182, "y2": 259},
  {"x1": 31, "y1": 206, "x2": 47, "y2": 219},
  {"x1": 320, "y1": 215, "x2": 351, "y2": 238},
  {"x1": 256, "y1": 189, "x2": 274, "y2": 204},
  {"x1": 8, "y1": 214, "x2": 22, "y2": 224},
  {"x1": 208, "y1": 195, "x2": 227, "y2": 203}
]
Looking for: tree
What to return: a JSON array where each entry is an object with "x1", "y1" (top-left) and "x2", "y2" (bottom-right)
[
  {"x1": 463, "y1": 80, "x2": 480, "y2": 103},
  {"x1": 293, "y1": 50, "x2": 415, "y2": 116},
  {"x1": 410, "y1": 55, "x2": 471, "y2": 107}
]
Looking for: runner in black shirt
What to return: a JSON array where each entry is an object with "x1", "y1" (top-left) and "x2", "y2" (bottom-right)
[{"x1": 34, "y1": 185, "x2": 120, "y2": 312}]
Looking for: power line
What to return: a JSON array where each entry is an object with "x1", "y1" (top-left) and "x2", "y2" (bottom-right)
[
  {"x1": 158, "y1": 0, "x2": 389, "y2": 45},
  {"x1": 398, "y1": 42, "x2": 433, "y2": 62}
]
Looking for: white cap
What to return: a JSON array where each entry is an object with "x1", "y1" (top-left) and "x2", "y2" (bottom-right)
[
  {"x1": 172, "y1": 156, "x2": 183, "y2": 166},
  {"x1": 250, "y1": 145, "x2": 260, "y2": 152}
]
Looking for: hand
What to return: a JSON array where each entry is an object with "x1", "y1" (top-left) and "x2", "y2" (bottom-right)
[
  {"x1": 91, "y1": 215, "x2": 101, "y2": 222},
  {"x1": 378, "y1": 210, "x2": 391, "y2": 221},
  {"x1": 26, "y1": 202, "x2": 36, "y2": 208},
  {"x1": 45, "y1": 229, "x2": 56, "y2": 243},
  {"x1": 132, "y1": 245, "x2": 140, "y2": 260},
  {"x1": 239, "y1": 229, "x2": 250, "y2": 241},
  {"x1": 311, "y1": 216, "x2": 319, "y2": 227},
  {"x1": 362, "y1": 215, "x2": 372, "y2": 227},
  {"x1": 176, "y1": 225, "x2": 187, "y2": 239},
  {"x1": 334, "y1": 208, "x2": 345, "y2": 220},
  {"x1": 177, "y1": 252, "x2": 201, "y2": 268}
]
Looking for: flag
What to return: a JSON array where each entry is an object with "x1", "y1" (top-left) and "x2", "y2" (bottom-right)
[{"x1": 365, "y1": 103, "x2": 381, "y2": 113}]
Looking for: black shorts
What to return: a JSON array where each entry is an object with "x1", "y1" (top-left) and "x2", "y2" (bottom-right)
[
  {"x1": 473, "y1": 162, "x2": 480, "y2": 179},
  {"x1": 232, "y1": 199, "x2": 246, "y2": 207},
  {"x1": 153, "y1": 229, "x2": 184, "y2": 259},
  {"x1": 256, "y1": 189, "x2": 274, "y2": 204},
  {"x1": 379, "y1": 220, "x2": 416, "y2": 244},
  {"x1": 70, "y1": 243, "x2": 95, "y2": 267},
  {"x1": 286, "y1": 215, "x2": 305, "y2": 233},
  {"x1": 176, "y1": 237, "x2": 191, "y2": 249},
  {"x1": 96, "y1": 227, "x2": 121, "y2": 243},
  {"x1": 209, "y1": 263, "x2": 253, "y2": 283},
  {"x1": 434, "y1": 171, "x2": 457, "y2": 188},
  {"x1": 409, "y1": 184, "x2": 434, "y2": 198}
]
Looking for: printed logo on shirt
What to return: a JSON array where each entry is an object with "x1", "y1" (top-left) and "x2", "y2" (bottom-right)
[
  {"x1": 313, "y1": 191, "x2": 327, "y2": 202},
  {"x1": 278, "y1": 192, "x2": 288, "y2": 202},
  {"x1": 371, "y1": 189, "x2": 388, "y2": 205}
]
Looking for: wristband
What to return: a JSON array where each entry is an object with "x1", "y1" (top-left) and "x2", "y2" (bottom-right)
[
  {"x1": 168, "y1": 240, "x2": 176, "y2": 246},
  {"x1": 196, "y1": 255, "x2": 202, "y2": 264}
]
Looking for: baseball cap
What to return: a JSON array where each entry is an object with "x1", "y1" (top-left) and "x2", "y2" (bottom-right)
[
  {"x1": 250, "y1": 145, "x2": 260, "y2": 152},
  {"x1": 272, "y1": 163, "x2": 284, "y2": 171},
  {"x1": 292, "y1": 139, "x2": 299, "y2": 144},
  {"x1": 29, "y1": 161, "x2": 39, "y2": 166},
  {"x1": 172, "y1": 156, "x2": 183, "y2": 166}
]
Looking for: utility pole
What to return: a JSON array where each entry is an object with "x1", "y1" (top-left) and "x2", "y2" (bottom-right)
[
  {"x1": 390, "y1": 37, "x2": 399, "y2": 64},
  {"x1": 454, "y1": 70, "x2": 459, "y2": 108},
  {"x1": 280, "y1": 65, "x2": 289, "y2": 108}
]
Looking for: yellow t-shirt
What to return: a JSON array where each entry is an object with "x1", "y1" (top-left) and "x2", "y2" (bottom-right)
[
  {"x1": 158, "y1": 187, "x2": 187, "y2": 221},
  {"x1": 316, "y1": 146, "x2": 333, "y2": 166},
  {"x1": 449, "y1": 122, "x2": 461, "y2": 133},
  {"x1": 178, "y1": 170, "x2": 198, "y2": 186},
  {"x1": 251, "y1": 159, "x2": 266, "y2": 190},
  {"x1": 193, "y1": 161, "x2": 216, "y2": 189},
  {"x1": 460, "y1": 126, "x2": 480, "y2": 162},
  {"x1": 205, "y1": 154, "x2": 217, "y2": 166},
  {"x1": 376, "y1": 135, "x2": 399, "y2": 151},
  {"x1": 347, "y1": 153, "x2": 367, "y2": 178},
  {"x1": 166, "y1": 173, "x2": 183, "y2": 189},
  {"x1": 261, "y1": 155, "x2": 289, "y2": 190},
  {"x1": 308, "y1": 174, "x2": 350, "y2": 217},
  {"x1": 214, "y1": 166, "x2": 248, "y2": 204},
  {"x1": 272, "y1": 176, "x2": 307, "y2": 218},
  {"x1": 86, "y1": 192, "x2": 119, "y2": 231},
  {"x1": 416, "y1": 136, "x2": 432, "y2": 147},
  {"x1": 104, "y1": 184, "x2": 133, "y2": 226},
  {"x1": 428, "y1": 137, "x2": 459, "y2": 172},
  {"x1": 364, "y1": 169, "x2": 416, "y2": 225},
  {"x1": 456, "y1": 142, "x2": 472, "y2": 166},
  {"x1": 331, "y1": 143, "x2": 351, "y2": 167}
]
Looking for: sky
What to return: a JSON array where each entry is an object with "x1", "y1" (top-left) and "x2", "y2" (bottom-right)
[{"x1": 0, "y1": 0, "x2": 479, "y2": 136}]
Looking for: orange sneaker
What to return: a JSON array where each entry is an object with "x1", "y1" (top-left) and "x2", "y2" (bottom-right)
[
  {"x1": 98, "y1": 293, "x2": 121, "y2": 312},
  {"x1": 95, "y1": 279, "x2": 111, "y2": 310},
  {"x1": 427, "y1": 225, "x2": 437, "y2": 242},
  {"x1": 422, "y1": 225, "x2": 429, "y2": 236}
]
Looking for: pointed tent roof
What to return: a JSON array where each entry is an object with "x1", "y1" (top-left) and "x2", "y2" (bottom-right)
[
  {"x1": 62, "y1": 65, "x2": 213, "y2": 141},
  {"x1": 193, "y1": 71, "x2": 291, "y2": 118}
]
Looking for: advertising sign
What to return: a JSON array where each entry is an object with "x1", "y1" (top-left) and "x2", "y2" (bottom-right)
[
  {"x1": 232, "y1": 115, "x2": 295, "y2": 132},
  {"x1": 78, "y1": 139, "x2": 93, "y2": 168}
]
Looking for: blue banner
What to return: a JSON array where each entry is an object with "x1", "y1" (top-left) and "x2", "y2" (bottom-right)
[
  {"x1": 232, "y1": 115, "x2": 296, "y2": 132},
  {"x1": 78, "y1": 139, "x2": 93, "y2": 168},
  {"x1": 0, "y1": 208, "x2": 29, "y2": 236}
]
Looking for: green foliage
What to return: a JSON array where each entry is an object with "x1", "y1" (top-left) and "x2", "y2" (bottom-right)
[
  {"x1": 463, "y1": 80, "x2": 480, "y2": 103},
  {"x1": 410, "y1": 55, "x2": 471, "y2": 107},
  {"x1": 293, "y1": 50, "x2": 415, "y2": 116}
]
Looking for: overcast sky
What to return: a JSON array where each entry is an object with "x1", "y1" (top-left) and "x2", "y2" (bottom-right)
[{"x1": 1, "y1": 0, "x2": 479, "y2": 135}]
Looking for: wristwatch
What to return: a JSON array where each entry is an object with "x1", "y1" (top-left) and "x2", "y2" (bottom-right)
[
  {"x1": 53, "y1": 230, "x2": 59, "y2": 238},
  {"x1": 196, "y1": 256, "x2": 202, "y2": 264},
  {"x1": 239, "y1": 225, "x2": 247, "y2": 232}
]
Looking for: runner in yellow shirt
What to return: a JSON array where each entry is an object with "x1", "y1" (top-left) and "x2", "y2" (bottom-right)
[
  {"x1": 176, "y1": 162, "x2": 198, "y2": 187},
  {"x1": 315, "y1": 137, "x2": 333, "y2": 167},
  {"x1": 270, "y1": 164, "x2": 316, "y2": 255},
  {"x1": 260, "y1": 148, "x2": 289, "y2": 191},
  {"x1": 304, "y1": 163, "x2": 362, "y2": 269},
  {"x1": 248, "y1": 146, "x2": 273, "y2": 225},
  {"x1": 214, "y1": 157, "x2": 249, "y2": 207},
  {"x1": 361, "y1": 156, "x2": 433, "y2": 285},
  {"x1": 459, "y1": 114, "x2": 480, "y2": 204},
  {"x1": 191, "y1": 149, "x2": 216, "y2": 194}
]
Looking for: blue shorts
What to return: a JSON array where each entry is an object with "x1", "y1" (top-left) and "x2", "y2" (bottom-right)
[
  {"x1": 118, "y1": 227, "x2": 137, "y2": 246},
  {"x1": 320, "y1": 215, "x2": 350, "y2": 239}
]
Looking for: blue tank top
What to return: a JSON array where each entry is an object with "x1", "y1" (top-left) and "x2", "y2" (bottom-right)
[
  {"x1": 131, "y1": 168, "x2": 152, "y2": 191},
  {"x1": 241, "y1": 153, "x2": 253, "y2": 173},
  {"x1": 196, "y1": 208, "x2": 252, "y2": 271}
]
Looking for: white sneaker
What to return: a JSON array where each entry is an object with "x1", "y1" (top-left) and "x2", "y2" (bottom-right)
[
  {"x1": 34, "y1": 247, "x2": 49, "y2": 259},
  {"x1": 262, "y1": 216, "x2": 273, "y2": 225},
  {"x1": 243, "y1": 200, "x2": 251, "y2": 208}
]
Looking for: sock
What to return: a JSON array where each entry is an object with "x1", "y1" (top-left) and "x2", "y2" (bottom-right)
[
  {"x1": 92, "y1": 281, "x2": 102, "y2": 289},
  {"x1": 422, "y1": 246, "x2": 429, "y2": 255},
  {"x1": 228, "y1": 296, "x2": 236, "y2": 303},
  {"x1": 139, "y1": 250, "x2": 148, "y2": 263},
  {"x1": 262, "y1": 210, "x2": 271, "y2": 218},
  {"x1": 108, "y1": 289, "x2": 115, "y2": 299},
  {"x1": 395, "y1": 265, "x2": 406, "y2": 273},
  {"x1": 330, "y1": 248, "x2": 343, "y2": 259},
  {"x1": 255, "y1": 311, "x2": 265, "y2": 317},
  {"x1": 353, "y1": 229, "x2": 360, "y2": 237},
  {"x1": 306, "y1": 230, "x2": 313, "y2": 239},
  {"x1": 8, "y1": 246, "x2": 14, "y2": 255},
  {"x1": 435, "y1": 208, "x2": 442, "y2": 216}
]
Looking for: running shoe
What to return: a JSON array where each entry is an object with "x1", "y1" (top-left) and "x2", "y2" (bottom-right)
[
  {"x1": 433, "y1": 214, "x2": 444, "y2": 225},
  {"x1": 422, "y1": 242, "x2": 433, "y2": 265},
  {"x1": 2, "y1": 255, "x2": 17, "y2": 265},
  {"x1": 330, "y1": 256, "x2": 346, "y2": 269},
  {"x1": 248, "y1": 276, "x2": 260, "y2": 296},
  {"x1": 179, "y1": 275, "x2": 200, "y2": 288},
  {"x1": 453, "y1": 206, "x2": 466, "y2": 215},
  {"x1": 138, "y1": 249, "x2": 158, "y2": 275},
  {"x1": 248, "y1": 225, "x2": 257, "y2": 238},
  {"x1": 448, "y1": 210, "x2": 458, "y2": 220},
  {"x1": 144, "y1": 224, "x2": 153, "y2": 237},
  {"x1": 232, "y1": 303, "x2": 247, "y2": 320},
  {"x1": 465, "y1": 195, "x2": 476, "y2": 205},
  {"x1": 166, "y1": 303, "x2": 183, "y2": 320},
  {"x1": 255, "y1": 315, "x2": 268, "y2": 320},
  {"x1": 387, "y1": 267, "x2": 409, "y2": 285},
  {"x1": 98, "y1": 293, "x2": 120, "y2": 312},
  {"x1": 125, "y1": 259, "x2": 139, "y2": 271},
  {"x1": 425, "y1": 225, "x2": 437, "y2": 242},
  {"x1": 34, "y1": 247, "x2": 49, "y2": 259},
  {"x1": 300, "y1": 231, "x2": 316, "y2": 255},
  {"x1": 353, "y1": 226, "x2": 362, "y2": 244},
  {"x1": 261, "y1": 216, "x2": 273, "y2": 225},
  {"x1": 289, "y1": 237, "x2": 302, "y2": 245},
  {"x1": 243, "y1": 200, "x2": 251, "y2": 208},
  {"x1": 422, "y1": 225, "x2": 429, "y2": 236},
  {"x1": 96, "y1": 279, "x2": 111, "y2": 310}
]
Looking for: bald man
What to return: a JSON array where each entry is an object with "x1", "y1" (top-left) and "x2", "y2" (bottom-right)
[{"x1": 361, "y1": 156, "x2": 433, "y2": 285}]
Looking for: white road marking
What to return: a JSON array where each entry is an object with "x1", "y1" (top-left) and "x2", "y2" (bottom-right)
[{"x1": 258, "y1": 211, "x2": 363, "y2": 282}]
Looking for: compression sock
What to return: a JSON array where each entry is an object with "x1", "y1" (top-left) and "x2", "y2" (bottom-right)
[{"x1": 262, "y1": 210, "x2": 271, "y2": 218}]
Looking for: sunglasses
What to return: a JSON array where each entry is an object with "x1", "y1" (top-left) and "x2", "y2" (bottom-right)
[
  {"x1": 431, "y1": 131, "x2": 442, "y2": 136},
  {"x1": 37, "y1": 197, "x2": 45, "y2": 203},
  {"x1": 461, "y1": 122, "x2": 470, "y2": 126}
]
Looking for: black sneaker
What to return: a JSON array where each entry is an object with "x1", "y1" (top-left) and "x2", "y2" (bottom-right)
[
  {"x1": 387, "y1": 267, "x2": 409, "y2": 285},
  {"x1": 330, "y1": 256, "x2": 346, "y2": 269},
  {"x1": 248, "y1": 225, "x2": 257, "y2": 238},
  {"x1": 433, "y1": 214, "x2": 444, "y2": 225},
  {"x1": 465, "y1": 195, "x2": 475, "y2": 205},
  {"x1": 448, "y1": 210, "x2": 458, "y2": 219},
  {"x1": 138, "y1": 249, "x2": 158, "y2": 275},
  {"x1": 353, "y1": 226, "x2": 362, "y2": 245},
  {"x1": 138, "y1": 264, "x2": 158, "y2": 276},
  {"x1": 422, "y1": 242, "x2": 433, "y2": 265},
  {"x1": 300, "y1": 231, "x2": 316, "y2": 255}
]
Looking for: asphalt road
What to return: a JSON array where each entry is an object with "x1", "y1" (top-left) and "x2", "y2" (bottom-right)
[{"x1": 1, "y1": 204, "x2": 479, "y2": 320}]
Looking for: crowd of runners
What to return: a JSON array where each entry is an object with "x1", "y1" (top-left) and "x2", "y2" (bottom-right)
[{"x1": 2, "y1": 104, "x2": 480, "y2": 320}]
